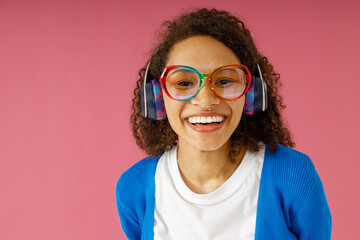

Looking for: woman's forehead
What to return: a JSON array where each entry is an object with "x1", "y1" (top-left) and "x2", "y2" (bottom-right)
[{"x1": 166, "y1": 35, "x2": 241, "y2": 73}]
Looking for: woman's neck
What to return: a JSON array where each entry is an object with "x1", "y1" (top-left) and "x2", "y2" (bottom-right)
[{"x1": 176, "y1": 141, "x2": 246, "y2": 194}]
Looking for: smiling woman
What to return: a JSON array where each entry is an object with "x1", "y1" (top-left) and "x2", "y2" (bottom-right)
[
  {"x1": 116, "y1": 8, "x2": 332, "y2": 240},
  {"x1": 163, "y1": 36, "x2": 245, "y2": 153}
]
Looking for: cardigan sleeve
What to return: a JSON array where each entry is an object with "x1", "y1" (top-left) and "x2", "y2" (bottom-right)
[
  {"x1": 116, "y1": 173, "x2": 142, "y2": 240},
  {"x1": 115, "y1": 157, "x2": 159, "y2": 240},
  {"x1": 290, "y1": 162, "x2": 332, "y2": 239}
]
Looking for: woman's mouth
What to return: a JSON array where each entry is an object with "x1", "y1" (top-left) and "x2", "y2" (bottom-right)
[
  {"x1": 187, "y1": 115, "x2": 225, "y2": 125},
  {"x1": 185, "y1": 115, "x2": 226, "y2": 132}
]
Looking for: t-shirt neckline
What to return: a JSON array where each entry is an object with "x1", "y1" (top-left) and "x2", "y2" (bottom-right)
[{"x1": 167, "y1": 146, "x2": 256, "y2": 205}]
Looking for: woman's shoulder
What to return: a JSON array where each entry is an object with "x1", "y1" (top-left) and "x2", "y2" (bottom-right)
[
  {"x1": 264, "y1": 144, "x2": 319, "y2": 188},
  {"x1": 116, "y1": 155, "x2": 160, "y2": 207},
  {"x1": 121, "y1": 156, "x2": 160, "y2": 180},
  {"x1": 263, "y1": 144, "x2": 327, "y2": 217},
  {"x1": 265, "y1": 144, "x2": 315, "y2": 175},
  {"x1": 263, "y1": 144, "x2": 321, "y2": 200}
]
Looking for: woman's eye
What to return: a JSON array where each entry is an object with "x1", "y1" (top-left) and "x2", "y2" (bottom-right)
[
  {"x1": 177, "y1": 81, "x2": 192, "y2": 87},
  {"x1": 216, "y1": 79, "x2": 234, "y2": 86}
]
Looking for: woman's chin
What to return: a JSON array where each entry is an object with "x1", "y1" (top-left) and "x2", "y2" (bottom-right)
[{"x1": 179, "y1": 137, "x2": 230, "y2": 153}]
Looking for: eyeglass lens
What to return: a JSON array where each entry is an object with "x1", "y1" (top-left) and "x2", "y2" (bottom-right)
[{"x1": 165, "y1": 67, "x2": 246, "y2": 100}]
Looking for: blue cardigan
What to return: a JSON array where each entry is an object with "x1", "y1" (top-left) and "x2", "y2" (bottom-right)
[{"x1": 116, "y1": 145, "x2": 332, "y2": 239}]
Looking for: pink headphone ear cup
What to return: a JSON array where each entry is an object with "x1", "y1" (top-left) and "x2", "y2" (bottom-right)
[{"x1": 244, "y1": 76, "x2": 255, "y2": 115}]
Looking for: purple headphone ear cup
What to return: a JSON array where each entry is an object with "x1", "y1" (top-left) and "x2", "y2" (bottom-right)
[
  {"x1": 151, "y1": 79, "x2": 166, "y2": 120},
  {"x1": 244, "y1": 76, "x2": 255, "y2": 115},
  {"x1": 244, "y1": 76, "x2": 268, "y2": 115},
  {"x1": 141, "y1": 82, "x2": 156, "y2": 119},
  {"x1": 141, "y1": 79, "x2": 166, "y2": 120}
]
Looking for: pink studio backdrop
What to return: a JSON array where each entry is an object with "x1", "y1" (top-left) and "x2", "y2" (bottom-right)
[{"x1": 0, "y1": 0, "x2": 359, "y2": 239}]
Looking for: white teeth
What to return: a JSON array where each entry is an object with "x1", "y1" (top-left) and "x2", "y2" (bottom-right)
[
  {"x1": 188, "y1": 116, "x2": 225, "y2": 124},
  {"x1": 200, "y1": 117, "x2": 206, "y2": 123}
]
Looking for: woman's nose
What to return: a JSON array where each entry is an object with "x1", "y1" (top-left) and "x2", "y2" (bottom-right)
[{"x1": 190, "y1": 79, "x2": 220, "y2": 107}]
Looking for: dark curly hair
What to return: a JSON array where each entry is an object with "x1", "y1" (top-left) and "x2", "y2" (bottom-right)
[{"x1": 131, "y1": 8, "x2": 295, "y2": 161}]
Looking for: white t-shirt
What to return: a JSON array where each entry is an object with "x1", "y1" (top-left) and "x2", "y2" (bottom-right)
[{"x1": 154, "y1": 144, "x2": 265, "y2": 240}]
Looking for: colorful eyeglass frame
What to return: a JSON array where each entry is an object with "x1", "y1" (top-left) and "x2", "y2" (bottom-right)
[{"x1": 159, "y1": 64, "x2": 251, "y2": 101}]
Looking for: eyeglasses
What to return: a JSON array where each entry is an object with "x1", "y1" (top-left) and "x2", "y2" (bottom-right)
[{"x1": 159, "y1": 65, "x2": 251, "y2": 101}]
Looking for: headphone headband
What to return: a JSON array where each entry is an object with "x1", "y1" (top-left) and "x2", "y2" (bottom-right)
[
  {"x1": 143, "y1": 60, "x2": 152, "y2": 118},
  {"x1": 256, "y1": 64, "x2": 268, "y2": 111}
]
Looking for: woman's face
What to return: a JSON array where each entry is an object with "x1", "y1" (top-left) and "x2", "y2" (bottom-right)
[{"x1": 163, "y1": 35, "x2": 245, "y2": 152}]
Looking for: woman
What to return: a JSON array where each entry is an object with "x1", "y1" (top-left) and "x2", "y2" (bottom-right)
[{"x1": 116, "y1": 8, "x2": 332, "y2": 240}]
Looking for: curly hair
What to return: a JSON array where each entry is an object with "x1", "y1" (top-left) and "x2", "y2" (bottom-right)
[{"x1": 131, "y1": 8, "x2": 295, "y2": 161}]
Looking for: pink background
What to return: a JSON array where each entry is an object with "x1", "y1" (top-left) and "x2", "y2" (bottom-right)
[{"x1": 0, "y1": 0, "x2": 359, "y2": 239}]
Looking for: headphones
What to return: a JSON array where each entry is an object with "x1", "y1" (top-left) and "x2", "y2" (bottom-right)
[{"x1": 141, "y1": 61, "x2": 268, "y2": 120}]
